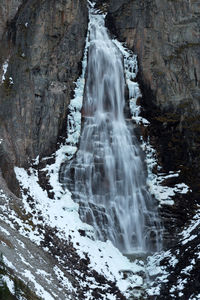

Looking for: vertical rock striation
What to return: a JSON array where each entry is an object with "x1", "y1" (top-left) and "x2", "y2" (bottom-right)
[{"x1": 0, "y1": 0, "x2": 88, "y2": 192}]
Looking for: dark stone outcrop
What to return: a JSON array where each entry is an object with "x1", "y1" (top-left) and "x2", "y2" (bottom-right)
[{"x1": 0, "y1": 0, "x2": 88, "y2": 193}]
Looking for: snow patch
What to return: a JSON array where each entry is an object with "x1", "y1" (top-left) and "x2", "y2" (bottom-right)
[
  {"x1": 53, "y1": 266, "x2": 74, "y2": 291},
  {"x1": 1, "y1": 276, "x2": 15, "y2": 294},
  {"x1": 1, "y1": 59, "x2": 9, "y2": 83},
  {"x1": 180, "y1": 210, "x2": 200, "y2": 244},
  {"x1": 3, "y1": 256, "x2": 16, "y2": 271},
  {"x1": 24, "y1": 270, "x2": 55, "y2": 300},
  {"x1": 181, "y1": 264, "x2": 193, "y2": 275},
  {"x1": 9, "y1": 77, "x2": 14, "y2": 84},
  {"x1": 0, "y1": 226, "x2": 11, "y2": 236},
  {"x1": 141, "y1": 139, "x2": 190, "y2": 206}
]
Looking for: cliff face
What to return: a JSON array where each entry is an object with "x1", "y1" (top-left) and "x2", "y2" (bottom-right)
[
  {"x1": 0, "y1": 0, "x2": 23, "y2": 40},
  {"x1": 0, "y1": 0, "x2": 88, "y2": 192},
  {"x1": 106, "y1": 0, "x2": 200, "y2": 112}
]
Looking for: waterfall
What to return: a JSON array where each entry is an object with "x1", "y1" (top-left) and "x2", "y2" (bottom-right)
[{"x1": 60, "y1": 9, "x2": 161, "y2": 254}]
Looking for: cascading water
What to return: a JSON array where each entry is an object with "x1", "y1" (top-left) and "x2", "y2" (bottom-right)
[{"x1": 60, "y1": 8, "x2": 161, "y2": 254}]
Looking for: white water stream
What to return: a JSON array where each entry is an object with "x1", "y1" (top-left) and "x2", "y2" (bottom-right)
[{"x1": 61, "y1": 8, "x2": 161, "y2": 254}]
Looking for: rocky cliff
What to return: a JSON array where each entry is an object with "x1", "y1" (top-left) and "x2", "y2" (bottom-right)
[
  {"x1": 106, "y1": 0, "x2": 200, "y2": 111},
  {"x1": 0, "y1": 0, "x2": 88, "y2": 193},
  {"x1": 0, "y1": 0, "x2": 23, "y2": 40}
]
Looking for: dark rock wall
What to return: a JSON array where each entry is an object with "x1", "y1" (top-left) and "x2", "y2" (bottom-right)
[
  {"x1": 0, "y1": 0, "x2": 23, "y2": 40},
  {"x1": 106, "y1": 0, "x2": 200, "y2": 112},
  {"x1": 0, "y1": 0, "x2": 88, "y2": 191}
]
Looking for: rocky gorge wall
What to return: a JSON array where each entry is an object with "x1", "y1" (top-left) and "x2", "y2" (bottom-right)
[{"x1": 0, "y1": 0, "x2": 88, "y2": 193}]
